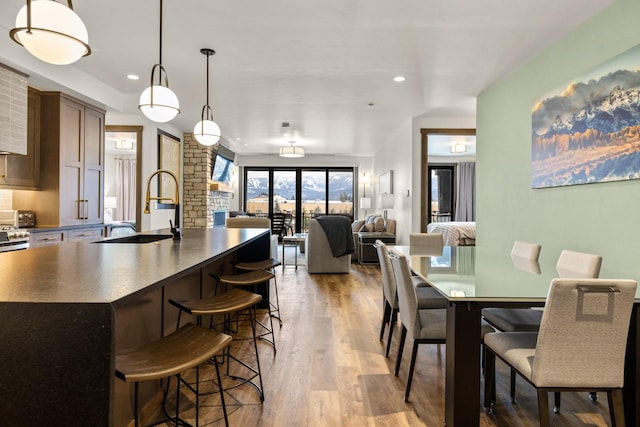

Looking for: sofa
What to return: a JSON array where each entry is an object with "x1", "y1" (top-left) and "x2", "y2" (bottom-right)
[
  {"x1": 351, "y1": 214, "x2": 397, "y2": 261},
  {"x1": 305, "y1": 218, "x2": 352, "y2": 273}
]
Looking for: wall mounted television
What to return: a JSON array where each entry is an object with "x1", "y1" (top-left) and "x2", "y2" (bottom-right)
[{"x1": 211, "y1": 144, "x2": 235, "y2": 184}]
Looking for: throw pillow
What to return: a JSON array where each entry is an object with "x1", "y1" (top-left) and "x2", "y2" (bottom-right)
[
  {"x1": 374, "y1": 217, "x2": 385, "y2": 232},
  {"x1": 361, "y1": 222, "x2": 375, "y2": 232},
  {"x1": 352, "y1": 220, "x2": 365, "y2": 232}
]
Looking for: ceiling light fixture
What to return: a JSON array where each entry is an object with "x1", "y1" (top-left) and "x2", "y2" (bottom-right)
[
  {"x1": 393, "y1": 76, "x2": 406, "y2": 82},
  {"x1": 451, "y1": 142, "x2": 467, "y2": 153},
  {"x1": 193, "y1": 48, "x2": 221, "y2": 146},
  {"x1": 279, "y1": 141, "x2": 305, "y2": 158},
  {"x1": 115, "y1": 139, "x2": 134, "y2": 151},
  {"x1": 10, "y1": 0, "x2": 91, "y2": 65},
  {"x1": 126, "y1": 74, "x2": 140, "y2": 80},
  {"x1": 138, "y1": 0, "x2": 180, "y2": 123}
]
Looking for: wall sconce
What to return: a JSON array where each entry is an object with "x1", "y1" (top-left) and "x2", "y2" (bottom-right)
[
  {"x1": 10, "y1": 0, "x2": 91, "y2": 65},
  {"x1": 360, "y1": 197, "x2": 371, "y2": 216}
]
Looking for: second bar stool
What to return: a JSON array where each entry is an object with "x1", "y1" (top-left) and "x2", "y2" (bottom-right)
[
  {"x1": 170, "y1": 288, "x2": 266, "y2": 402},
  {"x1": 211, "y1": 269, "x2": 277, "y2": 352},
  {"x1": 234, "y1": 257, "x2": 283, "y2": 326}
]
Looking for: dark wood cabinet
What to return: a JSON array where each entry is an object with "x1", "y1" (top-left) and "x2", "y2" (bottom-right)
[
  {"x1": 0, "y1": 88, "x2": 41, "y2": 188},
  {"x1": 36, "y1": 92, "x2": 105, "y2": 227}
]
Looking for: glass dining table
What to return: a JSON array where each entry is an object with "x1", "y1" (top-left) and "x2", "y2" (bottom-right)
[{"x1": 391, "y1": 245, "x2": 640, "y2": 426}]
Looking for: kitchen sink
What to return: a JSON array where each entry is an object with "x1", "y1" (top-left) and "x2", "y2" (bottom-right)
[{"x1": 96, "y1": 234, "x2": 174, "y2": 244}]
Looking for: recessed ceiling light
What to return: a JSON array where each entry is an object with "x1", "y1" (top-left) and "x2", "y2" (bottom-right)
[
  {"x1": 393, "y1": 76, "x2": 406, "y2": 82},
  {"x1": 126, "y1": 74, "x2": 139, "y2": 80}
]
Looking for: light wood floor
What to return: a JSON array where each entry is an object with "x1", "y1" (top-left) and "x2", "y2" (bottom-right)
[{"x1": 149, "y1": 263, "x2": 613, "y2": 426}]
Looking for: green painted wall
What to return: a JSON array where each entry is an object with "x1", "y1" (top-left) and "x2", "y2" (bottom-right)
[{"x1": 476, "y1": 0, "x2": 640, "y2": 280}]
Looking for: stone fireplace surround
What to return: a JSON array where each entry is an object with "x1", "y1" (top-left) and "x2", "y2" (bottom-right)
[{"x1": 182, "y1": 133, "x2": 231, "y2": 228}]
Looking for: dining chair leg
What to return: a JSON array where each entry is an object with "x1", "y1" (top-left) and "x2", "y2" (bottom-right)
[
  {"x1": 608, "y1": 389, "x2": 624, "y2": 427},
  {"x1": 379, "y1": 301, "x2": 391, "y2": 341},
  {"x1": 553, "y1": 392, "x2": 561, "y2": 413},
  {"x1": 404, "y1": 341, "x2": 420, "y2": 402},
  {"x1": 537, "y1": 389, "x2": 551, "y2": 427},
  {"x1": 483, "y1": 346, "x2": 496, "y2": 410},
  {"x1": 385, "y1": 308, "x2": 398, "y2": 357},
  {"x1": 510, "y1": 369, "x2": 517, "y2": 403},
  {"x1": 394, "y1": 325, "x2": 407, "y2": 376}
]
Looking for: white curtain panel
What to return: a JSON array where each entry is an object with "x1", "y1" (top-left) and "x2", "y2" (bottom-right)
[
  {"x1": 455, "y1": 162, "x2": 475, "y2": 221},
  {"x1": 115, "y1": 158, "x2": 137, "y2": 222}
]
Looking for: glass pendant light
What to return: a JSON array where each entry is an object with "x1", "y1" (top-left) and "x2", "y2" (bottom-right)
[
  {"x1": 10, "y1": 0, "x2": 91, "y2": 65},
  {"x1": 193, "y1": 48, "x2": 221, "y2": 146},
  {"x1": 138, "y1": 0, "x2": 180, "y2": 123}
]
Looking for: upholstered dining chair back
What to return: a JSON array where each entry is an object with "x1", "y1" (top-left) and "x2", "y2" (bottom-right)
[
  {"x1": 531, "y1": 278, "x2": 636, "y2": 388},
  {"x1": 375, "y1": 240, "x2": 398, "y2": 309},
  {"x1": 225, "y1": 216, "x2": 277, "y2": 259},
  {"x1": 225, "y1": 217, "x2": 271, "y2": 229},
  {"x1": 556, "y1": 250, "x2": 602, "y2": 278},
  {"x1": 390, "y1": 252, "x2": 420, "y2": 339},
  {"x1": 510, "y1": 241, "x2": 541, "y2": 261},
  {"x1": 409, "y1": 233, "x2": 444, "y2": 256}
]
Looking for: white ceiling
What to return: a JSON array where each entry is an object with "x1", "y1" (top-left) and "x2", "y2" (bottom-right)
[{"x1": 0, "y1": 0, "x2": 613, "y2": 157}]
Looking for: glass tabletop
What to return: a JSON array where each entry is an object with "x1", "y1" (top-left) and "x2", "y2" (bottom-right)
[{"x1": 391, "y1": 245, "x2": 640, "y2": 302}]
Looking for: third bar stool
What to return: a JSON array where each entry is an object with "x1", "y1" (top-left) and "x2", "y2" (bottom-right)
[
  {"x1": 211, "y1": 269, "x2": 277, "y2": 352},
  {"x1": 234, "y1": 257, "x2": 283, "y2": 326}
]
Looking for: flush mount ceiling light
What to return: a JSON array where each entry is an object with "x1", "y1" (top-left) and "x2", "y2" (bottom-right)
[
  {"x1": 393, "y1": 76, "x2": 406, "y2": 82},
  {"x1": 279, "y1": 141, "x2": 305, "y2": 158},
  {"x1": 138, "y1": 0, "x2": 180, "y2": 123},
  {"x1": 115, "y1": 139, "x2": 134, "y2": 151},
  {"x1": 451, "y1": 142, "x2": 467, "y2": 153},
  {"x1": 10, "y1": 0, "x2": 91, "y2": 65},
  {"x1": 193, "y1": 48, "x2": 221, "y2": 146}
]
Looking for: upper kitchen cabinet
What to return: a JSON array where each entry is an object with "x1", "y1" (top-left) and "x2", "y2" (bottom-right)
[
  {"x1": 0, "y1": 88, "x2": 41, "y2": 188},
  {"x1": 0, "y1": 64, "x2": 28, "y2": 155},
  {"x1": 36, "y1": 92, "x2": 105, "y2": 227}
]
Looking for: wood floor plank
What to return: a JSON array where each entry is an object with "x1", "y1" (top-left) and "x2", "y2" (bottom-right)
[{"x1": 145, "y1": 262, "x2": 612, "y2": 426}]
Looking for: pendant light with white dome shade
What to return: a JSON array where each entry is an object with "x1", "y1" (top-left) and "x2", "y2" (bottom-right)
[
  {"x1": 9, "y1": 0, "x2": 91, "y2": 65},
  {"x1": 138, "y1": 0, "x2": 180, "y2": 123},
  {"x1": 193, "y1": 48, "x2": 221, "y2": 146}
]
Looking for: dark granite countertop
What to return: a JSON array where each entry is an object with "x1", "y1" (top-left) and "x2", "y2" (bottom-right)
[{"x1": 0, "y1": 227, "x2": 268, "y2": 305}]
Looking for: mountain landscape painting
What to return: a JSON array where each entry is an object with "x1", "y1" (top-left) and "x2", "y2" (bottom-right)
[{"x1": 531, "y1": 44, "x2": 640, "y2": 188}]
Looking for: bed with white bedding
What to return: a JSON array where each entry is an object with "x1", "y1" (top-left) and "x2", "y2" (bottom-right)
[{"x1": 426, "y1": 221, "x2": 476, "y2": 246}]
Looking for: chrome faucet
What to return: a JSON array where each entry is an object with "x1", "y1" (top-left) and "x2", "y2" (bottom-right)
[{"x1": 144, "y1": 169, "x2": 181, "y2": 240}]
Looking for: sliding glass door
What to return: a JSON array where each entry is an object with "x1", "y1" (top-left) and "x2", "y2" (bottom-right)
[{"x1": 243, "y1": 167, "x2": 354, "y2": 232}]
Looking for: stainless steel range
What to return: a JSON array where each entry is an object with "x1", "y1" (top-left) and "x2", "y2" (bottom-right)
[{"x1": 0, "y1": 210, "x2": 30, "y2": 252}]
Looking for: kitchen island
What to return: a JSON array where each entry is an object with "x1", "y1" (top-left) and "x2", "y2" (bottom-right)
[{"x1": 0, "y1": 227, "x2": 270, "y2": 426}]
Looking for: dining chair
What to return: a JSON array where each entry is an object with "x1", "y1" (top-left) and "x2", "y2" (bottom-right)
[
  {"x1": 389, "y1": 250, "x2": 494, "y2": 401},
  {"x1": 375, "y1": 240, "x2": 447, "y2": 358},
  {"x1": 482, "y1": 246, "x2": 603, "y2": 407},
  {"x1": 408, "y1": 233, "x2": 444, "y2": 256},
  {"x1": 482, "y1": 241, "x2": 543, "y2": 334},
  {"x1": 483, "y1": 278, "x2": 636, "y2": 426}
]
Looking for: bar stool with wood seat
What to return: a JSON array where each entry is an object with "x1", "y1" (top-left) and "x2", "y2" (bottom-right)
[
  {"x1": 115, "y1": 323, "x2": 232, "y2": 427},
  {"x1": 210, "y1": 269, "x2": 277, "y2": 351},
  {"x1": 234, "y1": 258, "x2": 283, "y2": 326},
  {"x1": 170, "y1": 288, "x2": 266, "y2": 402}
]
